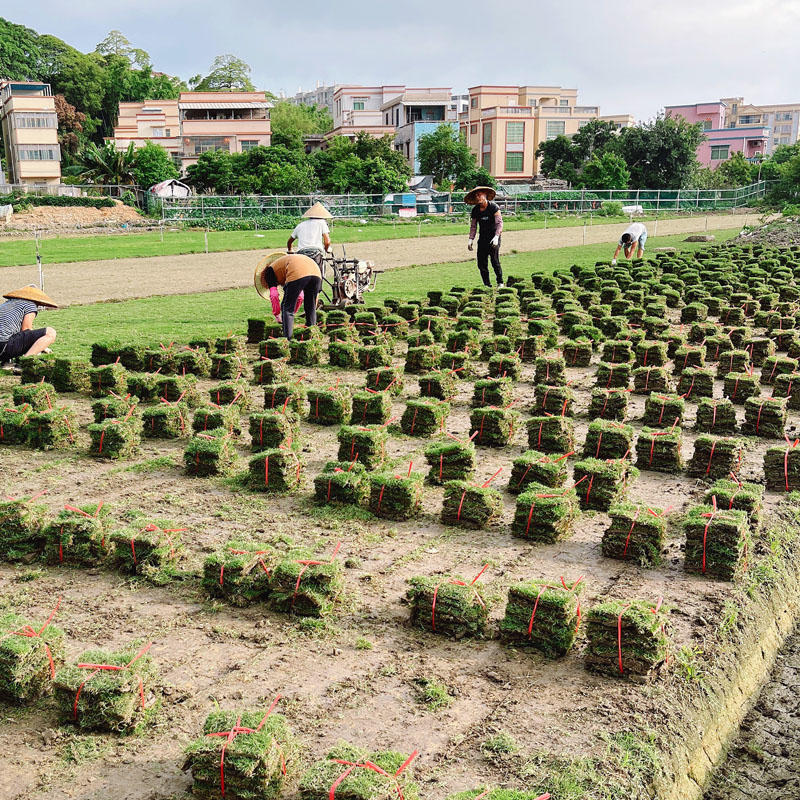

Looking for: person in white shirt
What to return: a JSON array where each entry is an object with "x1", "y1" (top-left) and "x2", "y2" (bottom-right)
[
  {"x1": 612, "y1": 222, "x2": 648, "y2": 264},
  {"x1": 287, "y1": 202, "x2": 332, "y2": 275}
]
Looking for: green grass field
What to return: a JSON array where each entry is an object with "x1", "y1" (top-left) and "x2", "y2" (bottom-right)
[
  {"x1": 0, "y1": 210, "x2": 729, "y2": 267},
  {"x1": 31, "y1": 229, "x2": 740, "y2": 360}
]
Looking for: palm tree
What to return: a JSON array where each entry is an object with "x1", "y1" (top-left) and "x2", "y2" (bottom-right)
[{"x1": 76, "y1": 141, "x2": 137, "y2": 188}]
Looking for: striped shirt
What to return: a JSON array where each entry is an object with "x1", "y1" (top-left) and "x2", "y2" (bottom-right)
[{"x1": 0, "y1": 299, "x2": 38, "y2": 343}]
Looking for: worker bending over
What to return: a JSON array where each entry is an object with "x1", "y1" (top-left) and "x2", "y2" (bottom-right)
[
  {"x1": 612, "y1": 221, "x2": 648, "y2": 263},
  {"x1": 0, "y1": 285, "x2": 58, "y2": 367},
  {"x1": 259, "y1": 253, "x2": 322, "y2": 340}
]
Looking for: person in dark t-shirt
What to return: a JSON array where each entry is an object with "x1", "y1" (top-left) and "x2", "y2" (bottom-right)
[{"x1": 465, "y1": 186, "x2": 504, "y2": 287}]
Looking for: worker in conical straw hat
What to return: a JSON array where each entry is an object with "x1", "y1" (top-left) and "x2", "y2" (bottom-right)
[
  {"x1": 465, "y1": 186, "x2": 504, "y2": 288},
  {"x1": 0, "y1": 285, "x2": 58, "y2": 366},
  {"x1": 287, "y1": 201, "x2": 332, "y2": 275}
]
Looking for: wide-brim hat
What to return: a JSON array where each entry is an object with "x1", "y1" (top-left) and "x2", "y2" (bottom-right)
[
  {"x1": 464, "y1": 186, "x2": 497, "y2": 205},
  {"x1": 253, "y1": 252, "x2": 287, "y2": 301},
  {"x1": 303, "y1": 202, "x2": 333, "y2": 220},
  {"x1": 3, "y1": 285, "x2": 58, "y2": 308}
]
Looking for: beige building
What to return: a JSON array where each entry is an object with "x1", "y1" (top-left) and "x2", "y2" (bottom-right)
[
  {"x1": 600, "y1": 113, "x2": 636, "y2": 130},
  {"x1": 0, "y1": 80, "x2": 61, "y2": 186},
  {"x1": 721, "y1": 96, "x2": 800, "y2": 153}
]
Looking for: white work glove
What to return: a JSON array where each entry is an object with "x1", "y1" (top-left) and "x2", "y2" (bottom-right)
[
  {"x1": 467, "y1": 239, "x2": 474, "y2": 251},
  {"x1": 490, "y1": 235, "x2": 499, "y2": 247},
  {"x1": 611, "y1": 258, "x2": 617, "y2": 265}
]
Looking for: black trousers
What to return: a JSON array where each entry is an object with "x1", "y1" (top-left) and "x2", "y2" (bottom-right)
[
  {"x1": 282, "y1": 275, "x2": 322, "y2": 339},
  {"x1": 476, "y1": 236, "x2": 502, "y2": 286}
]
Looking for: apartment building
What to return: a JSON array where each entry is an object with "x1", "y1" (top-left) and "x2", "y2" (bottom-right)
[
  {"x1": 292, "y1": 84, "x2": 337, "y2": 113},
  {"x1": 721, "y1": 97, "x2": 800, "y2": 153},
  {"x1": 600, "y1": 114, "x2": 635, "y2": 130},
  {"x1": 110, "y1": 91, "x2": 271, "y2": 172},
  {"x1": 383, "y1": 88, "x2": 454, "y2": 171},
  {"x1": 0, "y1": 80, "x2": 61, "y2": 186}
]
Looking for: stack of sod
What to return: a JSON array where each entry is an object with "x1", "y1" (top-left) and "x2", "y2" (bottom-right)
[
  {"x1": 680, "y1": 301, "x2": 709, "y2": 323},
  {"x1": 418, "y1": 371, "x2": 457, "y2": 402},
  {"x1": 247, "y1": 449, "x2": 302, "y2": 492},
  {"x1": 518, "y1": 336, "x2": 544, "y2": 361},
  {"x1": 88, "y1": 364, "x2": 128, "y2": 398},
  {"x1": 438, "y1": 350, "x2": 473, "y2": 378},
  {"x1": 635, "y1": 341, "x2": 668, "y2": 367},
  {"x1": 126, "y1": 372, "x2": 161, "y2": 402},
  {"x1": 0, "y1": 610, "x2": 65, "y2": 702},
  {"x1": 215, "y1": 334, "x2": 246, "y2": 356},
  {"x1": 27, "y1": 406, "x2": 78, "y2": 450},
  {"x1": 13, "y1": 382, "x2": 57, "y2": 412},
  {"x1": 365, "y1": 367, "x2": 403, "y2": 395},
  {"x1": 368, "y1": 472, "x2": 424, "y2": 520},
  {"x1": 674, "y1": 345, "x2": 707, "y2": 374},
  {"x1": 583, "y1": 419, "x2": 633, "y2": 461},
  {"x1": 508, "y1": 450, "x2": 569, "y2": 493},
  {"x1": 472, "y1": 378, "x2": 513, "y2": 408},
  {"x1": 716, "y1": 350, "x2": 751, "y2": 378},
  {"x1": 749, "y1": 336, "x2": 775, "y2": 367},
  {"x1": 110, "y1": 522, "x2": 183, "y2": 576},
  {"x1": 723, "y1": 372, "x2": 760, "y2": 404},
  {"x1": 261, "y1": 338, "x2": 291, "y2": 360},
  {"x1": 299, "y1": 744, "x2": 419, "y2": 800},
  {"x1": 187, "y1": 336, "x2": 215, "y2": 352},
  {"x1": 499, "y1": 579, "x2": 583, "y2": 657},
  {"x1": 705, "y1": 335, "x2": 733, "y2": 362},
  {"x1": 533, "y1": 384, "x2": 575, "y2": 416},
  {"x1": 264, "y1": 382, "x2": 307, "y2": 415},
  {"x1": 246, "y1": 317, "x2": 269, "y2": 343},
  {"x1": 602, "y1": 340, "x2": 634, "y2": 364},
  {"x1": 632, "y1": 366, "x2": 671, "y2": 395},
  {"x1": 51, "y1": 358, "x2": 91, "y2": 393},
  {"x1": 440, "y1": 481, "x2": 503, "y2": 529},
  {"x1": 336, "y1": 425, "x2": 387, "y2": 470},
  {"x1": 602, "y1": 502, "x2": 666, "y2": 566},
  {"x1": 406, "y1": 574, "x2": 489, "y2": 638},
  {"x1": 688, "y1": 436, "x2": 744, "y2": 480},
  {"x1": 677, "y1": 368, "x2": 715, "y2": 400},
  {"x1": 488, "y1": 352, "x2": 522, "y2": 380},
  {"x1": 527, "y1": 415, "x2": 574, "y2": 454},
  {"x1": 469, "y1": 406, "x2": 519, "y2": 447},
  {"x1": 210, "y1": 353, "x2": 246, "y2": 380},
  {"x1": 43, "y1": 503, "x2": 110, "y2": 566},
  {"x1": 562, "y1": 340, "x2": 593, "y2": 367},
  {"x1": 143, "y1": 347, "x2": 175, "y2": 374},
  {"x1": 684, "y1": 504, "x2": 750, "y2": 580},
  {"x1": 773, "y1": 373, "x2": 800, "y2": 410},
  {"x1": 588, "y1": 388, "x2": 628, "y2": 421},
  {"x1": 253, "y1": 358, "x2": 289, "y2": 386},
  {"x1": 209, "y1": 381, "x2": 250, "y2": 410},
  {"x1": 695, "y1": 398, "x2": 738, "y2": 435},
  {"x1": 349, "y1": 390, "x2": 391, "y2": 425},
  {"x1": 290, "y1": 337, "x2": 324, "y2": 366},
  {"x1": 573, "y1": 457, "x2": 631, "y2": 511},
  {"x1": 54, "y1": 642, "x2": 158, "y2": 731},
  {"x1": 0, "y1": 404, "x2": 32, "y2": 445},
  {"x1": 172, "y1": 348, "x2": 212, "y2": 377},
  {"x1": 636, "y1": 426, "x2": 683, "y2": 473},
  {"x1": 511, "y1": 483, "x2": 578, "y2": 542},
  {"x1": 268, "y1": 550, "x2": 344, "y2": 617},
  {"x1": 90, "y1": 340, "x2": 122, "y2": 365},
  {"x1": 535, "y1": 355, "x2": 567, "y2": 385},
  {"x1": 405, "y1": 345, "x2": 442, "y2": 374},
  {"x1": 761, "y1": 356, "x2": 799, "y2": 386},
  {"x1": 307, "y1": 386, "x2": 351, "y2": 425},
  {"x1": 184, "y1": 430, "x2": 237, "y2": 477},
  {"x1": 328, "y1": 340, "x2": 359, "y2": 368},
  {"x1": 704, "y1": 479, "x2": 764, "y2": 527},
  {"x1": 408, "y1": 331, "x2": 435, "y2": 349},
  {"x1": 401, "y1": 398, "x2": 449, "y2": 436},
  {"x1": 423, "y1": 440, "x2": 476, "y2": 484},
  {"x1": 764, "y1": 444, "x2": 800, "y2": 492},
  {"x1": 17, "y1": 354, "x2": 54, "y2": 383},
  {"x1": 742, "y1": 396, "x2": 787, "y2": 438},
  {"x1": 184, "y1": 708, "x2": 298, "y2": 800},
  {"x1": 88, "y1": 417, "x2": 141, "y2": 459},
  {"x1": 313, "y1": 461, "x2": 369, "y2": 506},
  {"x1": 357, "y1": 344, "x2": 392, "y2": 370},
  {"x1": 642, "y1": 393, "x2": 685, "y2": 428},
  {"x1": 596, "y1": 361, "x2": 632, "y2": 389},
  {"x1": 158, "y1": 375, "x2": 201, "y2": 407},
  {"x1": 585, "y1": 600, "x2": 669, "y2": 679},
  {"x1": 193, "y1": 404, "x2": 242, "y2": 437},
  {"x1": 0, "y1": 496, "x2": 46, "y2": 561},
  {"x1": 249, "y1": 411, "x2": 297, "y2": 451},
  {"x1": 202, "y1": 541, "x2": 275, "y2": 606}
]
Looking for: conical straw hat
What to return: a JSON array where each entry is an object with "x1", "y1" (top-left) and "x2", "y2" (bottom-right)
[
  {"x1": 464, "y1": 186, "x2": 497, "y2": 205},
  {"x1": 253, "y1": 252, "x2": 288, "y2": 301},
  {"x1": 303, "y1": 202, "x2": 333, "y2": 219},
  {"x1": 3, "y1": 285, "x2": 58, "y2": 308}
]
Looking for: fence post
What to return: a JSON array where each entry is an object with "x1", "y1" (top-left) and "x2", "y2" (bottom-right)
[{"x1": 204, "y1": 228, "x2": 209, "y2": 254}]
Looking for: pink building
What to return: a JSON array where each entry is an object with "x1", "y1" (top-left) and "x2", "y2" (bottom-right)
[{"x1": 664, "y1": 102, "x2": 769, "y2": 167}]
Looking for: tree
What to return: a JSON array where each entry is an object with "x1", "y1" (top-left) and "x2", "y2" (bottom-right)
[
  {"x1": 454, "y1": 166, "x2": 495, "y2": 191},
  {"x1": 193, "y1": 54, "x2": 255, "y2": 91},
  {"x1": 417, "y1": 124, "x2": 474, "y2": 187},
  {"x1": 773, "y1": 154, "x2": 800, "y2": 203},
  {"x1": 535, "y1": 135, "x2": 581, "y2": 184},
  {"x1": 309, "y1": 136, "x2": 354, "y2": 191},
  {"x1": 270, "y1": 101, "x2": 332, "y2": 150},
  {"x1": 579, "y1": 151, "x2": 630, "y2": 189},
  {"x1": 132, "y1": 141, "x2": 179, "y2": 188},
  {"x1": 330, "y1": 155, "x2": 408, "y2": 195},
  {"x1": 571, "y1": 119, "x2": 619, "y2": 161},
  {"x1": 76, "y1": 140, "x2": 137, "y2": 185},
  {"x1": 186, "y1": 150, "x2": 235, "y2": 193},
  {"x1": 54, "y1": 94, "x2": 87, "y2": 160},
  {"x1": 713, "y1": 151, "x2": 754, "y2": 187},
  {"x1": 0, "y1": 16, "x2": 42, "y2": 80},
  {"x1": 94, "y1": 30, "x2": 133, "y2": 58}
]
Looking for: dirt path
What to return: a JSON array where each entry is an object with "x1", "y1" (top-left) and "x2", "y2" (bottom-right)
[{"x1": 2, "y1": 214, "x2": 753, "y2": 306}]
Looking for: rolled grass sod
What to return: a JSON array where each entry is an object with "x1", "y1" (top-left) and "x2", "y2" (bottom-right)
[
  {"x1": 51, "y1": 357, "x2": 91, "y2": 393},
  {"x1": 688, "y1": 435, "x2": 744, "y2": 480},
  {"x1": 642, "y1": 393, "x2": 685, "y2": 428},
  {"x1": 253, "y1": 357, "x2": 290, "y2": 385},
  {"x1": 684, "y1": 504, "x2": 750, "y2": 581},
  {"x1": 440, "y1": 481, "x2": 504, "y2": 529},
  {"x1": 184, "y1": 429, "x2": 237, "y2": 477},
  {"x1": 704, "y1": 479, "x2": 764, "y2": 527},
  {"x1": 27, "y1": 406, "x2": 78, "y2": 450},
  {"x1": 0, "y1": 404, "x2": 32, "y2": 445},
  {"x1": 264, "y1": 382, "x2": 307, "y2": 416},
  {"x1": 401, "y1": 398, "x2": 449, "y2": 437},
  {"x1": 54, "y1": 641, "x2": 159, "y2": 732},
  {"x1": 595, "y1": 361, "x2": 632, "y2": 389},
  {"x1": 602, "y1": 503, "x2": 667, "y2": 567},
  {"x1": 88, "y1": 363, "x2": 128, "y2": 398},
  {"x1": 13, "y1": 381, "x2": 57, "y2": 412},
  {"x1": 368, "y1": 472, "x2": 425, "y2": 520},
  {"x1": 365, "y1": 367, "x2": 403, "y2": 395},
  {"x1": 742, "y1": 396, "x2": 787, "y2": 438},
  {"x1": 406, "y1": 573, "x2": 490, "y2": 639},
  {"x1": 471, "y1": 377, "x2": 513, "y2": 409},
  {"x1": 764, "y1": 445, "x2": 800, "y2": 492},
  {"x1": 508, "y1": 450, "x2": 569, "y2": 493},
  {"x1": 193, "y1": 404, "x2": 242, "y2": 437},
  {"x1": 423, "y1": 440, "x2": 476, "y2": 485},
  {"x1": 111, "y1": 521, "x2": 183, "y2": 576},
  {"x1": 534, "y1": 355, "x2": 567, "y2": 386},
  {"x1": 499, "y1": 578, "x2": 583, "y2": 657},
  {"x1": 0, "y1": 496, "x2": 47, "y2": 561},
  {"x1": 268, "y1": 549, "x2": 344, "y2": 617},
  {"x1": 87, "y1": 417, "x2": 141, "y2": 460},
  {"x1": 247, "y1": 449, "x2": 302, "y2": 493},
  {"x1": 723, "y1": 372, "x2": 760, "y2": 404},
  {"x1": 588, "y1": 388, "x2": 629, "y2": 421},
  {"x1": 203, "y1": 540, "x2": 275, "y2": 606},
  {"x1": 695, "y1": 398, "x2": 738, "y2": 435},
  {"x1": 573, "y1": 457, "x2": 633, "y2": 511},
  {"x1": 527, "y1": 415, "x2": 574, "y2": 454},
  {"x1": 43, "y1": 503, "x2": 111, "y2": 567},
  {"x1": 469, "y1": 406, "x2": 519, "y2": 447},
  {"x1": 307, "y1": 386, "x2": 351, "y2": 426},
  {"x1": 582, "y1": 419, "x2": 633, "y2": 461},
  {"x1": 418, "y1": 371, "x2": 457, "y2": 401},
  {"x1": 313, "y1": 460, "x2": 369, "y2": 506},
  {"x1": 336, "y1": 424, "x2": 387, "y2": 470},
  {"x1": 511, "y1": 483, "x2": 578, "y2": 543},
  {"x1": 249, "y1": 411, "x2": 298, "y2": 451},
  {"x1": 636, "y1": 426, "x2": 683, "y2": 473}
]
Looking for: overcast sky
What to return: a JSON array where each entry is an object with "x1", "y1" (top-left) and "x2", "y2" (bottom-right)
[{"x1": 5, "y1": 0, "x2": 800, "y2": 120}]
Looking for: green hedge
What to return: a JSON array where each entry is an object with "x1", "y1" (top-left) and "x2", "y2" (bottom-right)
[{"x1": 1, "y1": 194, "x2": 116, "y2": 210}]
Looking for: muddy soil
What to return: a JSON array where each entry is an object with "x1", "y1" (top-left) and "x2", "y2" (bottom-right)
[{"x1": 0, "y1": 203, "x2": 145, "y2": 233}]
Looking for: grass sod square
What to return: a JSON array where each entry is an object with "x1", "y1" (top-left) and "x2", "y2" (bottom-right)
[
  {"x1": 585, "y1": 600, "x2": 669, "y2": 679},
  {"x1": 511, "y1": 483, "x2": 578, "y2": 543},
  {"x1": 716, "y1": 350, "x2": 751, "y2": 378},
  {"x1": 247, "y1": 449, "x2": 302, "y2": 493},
  {"x1": 27, "y1": 406, "x2": 78, "y2": 450},
  {"x1": 142, "y1": 347, "x2": 175, "y2": 374},
  {"x1": 534, "y1": 355, "x2": 567, "y2": 386},
  {"x1": 87, "y1": 417, "x2": 141, "y2": 460},
  {"x1": 761, "y1": 356, "x2": 799, "y2": 386},
  {"x1": 289, "y1": 337, "x2": 324, "y2": 366},
  {"x1": 595, "y1": 361, "x2": 632, "y2": 389},
  {"x1": 635, "y1": 340, "x2": 668, "y2": 368},
  {"x1": 364, "y1": 367, "x2": 403, "y2": 395},
  {"x1": 0, "y1": 404, "x2": 32, "y2": 445},
  {"x1": 203, "y1": 540, "x2": 275, "y2": 606},
  {"x1": 313, "y1": 460, "x2": 369, "y2": 506},
  {"x1": 419, "y1": 371, "x2": 457, "y2": 401},
  {"x1": 423, "y1": 440, "x2": 476, "y2": 485},
  {"x1": 572, "y1": 457, "x2": 633, "y2": 512},
  {"x1": 488, "y1": 352, "x2": 523, "y2": 380},
  {"x1": 51, "y1": 357, "x2": 91, "y2": 392},
  {"x1": 405, "y1": 345, "x2": 443, "y2": 374},
  {"x1": 268, "y1": 549, "x2": 344, "y2": 617},
  {"x1": 704, "y1": 479, "x2": 765, "y2": 526},
  {"x1": 307, "y1": 386, "x2": 351, "y2": 426},
  {"x1": 88, "y1": 363, "x2": 128, "y2": 398},
  {"x1": 260, "y1": 338, "x2": 291, "y2": 360},
  {"x1": 53, "y1": 642, "x2": 158, "y2": 732},
  {"x1": 13, "y1": 382, "x2": 57, "y2": 412},
  {"x1": 764, "y1": 445, "x2": 800, "y2": 492},
  {"x1": 582, "y1": 419, "x2": 633, "y2": 461},
  {"x1": 336, "y1": 425, "x2": 387, "y2": 470},
  {"x1": 674, "y1": 345, "x2": 707, "y2": 375},
  {"x1": 110, "y1": 521, "x2": 184, "y2": 575},
  {"x1": 210, "y1": 353, "x2": 246, "y2": 381},
  {"x1": 499, "y1": 579, "x2": 583, "y2": 657},
  {"x1": 92, "y1": 396, "x2": 140, "y2": 425},
  {"x1": 677, "y1": 368, "x2": 715, "y2": 400},
  {"x1": 400, "y1": 398, "x2": 449, "y2": 437},
  {"x1": 469, "y1": 406, "x2": 519, "y2": 447},
  {"x1": 349, "y1": 390, "x2": 392, "y2": 426},
  {"x1": 440, "y1": 481, "x2": 503, "y2": 529},
  {"x1": 357, "y1": 344, "x2": 392, "y2": 370},
  {"x1": 157, "y1": 374, "x2": 202, "y2": 408},
  {"x1": 723, "y1": 372, "x2": 760, "y2": 404},
  {"x1": 602, "y1": 503, "x2": 667, "y2": 567},
  {"x1": 184, "y1": 708, "x2": 299, "y2": 800},
  {"x1": 683, "y1": 504, "x2": 750, "y2": 581},
  {"x1": 43, "y1": 503, "x2": 111, "y2": 567},
  {"x1": 172, "y1": 348, "x2": 212, "y2": 377},
  {"x1": 533, "y1": 384, "x2": 575, "y2": 417},
  {"x1": 471, "y1": 378, "x2": 513, "y2": 409},
  {"x1": 184, "y1": 429, "x2": 238, "y2": 477},
  {"x1": 741, "y1": 396, "x2": 787, "y2": 438},
  {"x1": 187, "y1": 336, "x2": 215, "y2": 352},
  {"x1": 508, "y1": 450, "x2": 569, "y2": 493},
  {"x1": 688, "y1": 436, "x2": 744, "y2": 480},
  {"x1": 17, "y1": 354, "x2": 55, "y2": 383},
  {"x1": 636, "y1": 426, "x2": 683, "y2": 473},
  {"x1": 705, "y1": 335, "x2": 734, "y2": 362},
  {"x1": 368, "y1": 472, "x2": 425, "y2": 520},
  {"x1": 263, "y1": 382, "x2": 307, "y2": 416},
  {"x1": 588, "y1": 388, "x2": 629, "y2": 421},
  {"x1": 480, "y1": 335, "x2": 512, "y2": 360},
  {"x1": 248, "y1": 411, "x2": 297, "y2": 451},
  {"x1": 642, "y1": 393, "x2": 685, "y2": 428},
  {"x1": 328, "y1": 340, "x2": 359, "y2": 368},
  {"x1": 749, "y1": 336, "x2": 776, "y2": 367},
  {"x1": 407, "y1": 330, "x2": 435, "y2": 348},
  {"x1": 246, "y1": 317, "x2": 270, "y2": 343},
  {"x1": 126, "y1": 372, "x2": 161, "y2": 402},
  {"x1": 0, "y1": 496, "x2": 47, "y2": 561},
  {"x1": 632, "y1": 366, "x2": 671, "y2": 396},
  {"x1": 694, "y1": 398, "x2": 738, "y2": 435},
  {"x1": 438, "y1": 351, "x2": 474, "y2": 378},
  {"x1": 526, "y1": 415, "x2": 574, "y2": 454},
  {"x1": 215, "y1": 334, "x2": 247, "y2": 355},
  {"x1": 193, "y1": 404, "x2": 242, "y2": 438},
  {"x1": 602, "y1": 340, "x2": 634, "y2": 364},
  {"x1": 252, "y1": 358, "x2": 290, "y2": 386},
  {"x1": 518, "y1": 335, "x2": 545, "y2": 362},
  {"x1": 446, "y1": 329, "x2": 480, "y2": 355},
  {"x1": 773, "y1": 373, "x2": 800, "y2": 410},
  {"x1": 406, "y1": 574, "x2": 490, "y2": 639}
]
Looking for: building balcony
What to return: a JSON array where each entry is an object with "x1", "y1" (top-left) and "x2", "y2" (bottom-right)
[
  {"x1": 181, "y1": 119, "x2": 270, "y2": 136},
  {"x1": 573, "y1": 106, "x2": 599, "y2": 115},
  {"x1": 483, "y1": 106, "x2": 533, "y2": 118}
]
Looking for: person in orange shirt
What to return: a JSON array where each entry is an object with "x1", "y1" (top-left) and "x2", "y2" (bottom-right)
[{"x1": 257, "y1": 253, "x2": 322, "y2": 339}]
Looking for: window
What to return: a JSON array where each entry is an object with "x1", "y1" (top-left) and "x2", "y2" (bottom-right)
[
  {"x1": 546, "y1": 120, "x2": 565, "y2": 139},
  {"x1": 471, "y1": 97, "x2": 478, "y2": 108},
  {"x1": 505, "y1": 152, "x2": 524, "y2": 172},
  {"x1": 776, "y1": 112, "x2": 793, "y2": 121},
  {"x1": 701, "y1": 120, "x2": 712, "y2": 131},
  {"x1": 482, "y1": 122, "x2": 492, "y2": 145},
  {"x1": 506, "y1": 121, "x2": 524, "y2": 143},
  {"x1": 710, "y1": 144, "x2": 729, "y2": 160},
  {"x1": 11, "y1": 113, "x2": 56, "y2": 129},
  {"x1": 17, "y1": 145, "x2": 59, "y2": 160},
  {"x1": 559, "y1": 99, "x2": 569, "y2": 106},
  {"x1": 482, "y1": 152, "x2": 491, "y2": 170},
  {"x1": 151, "y1": 128, "x2": 164, "y2": 138},
  {"x1": 470, "y1": 123, "x2": 478, "y2": 134},
  {"x1": 240, "y1": 140, "x2": 259, "y2": 151},
  {"x1": 776, "y1": 123, "x2": 792, "y2": 134},
  {"x1": 738, "y1": 115, "x2": 761, "y2": 125},
  {"x1": 352, "y1": 97, "x2": 368, "y2": 111},
  {"x1": 164, "y1": 129, "x2": 171, "y2": 137}
]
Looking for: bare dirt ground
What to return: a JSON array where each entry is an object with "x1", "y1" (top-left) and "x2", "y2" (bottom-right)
[
  {"x1": 0, "y1": 203, "x2": 144, "y2": 233},
  {"x1": 1, "y1": 214, "x2": 756, "y2": 307},
  {"x1": 0, "y1": 325, "x2": 794, "y2": 800}
]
